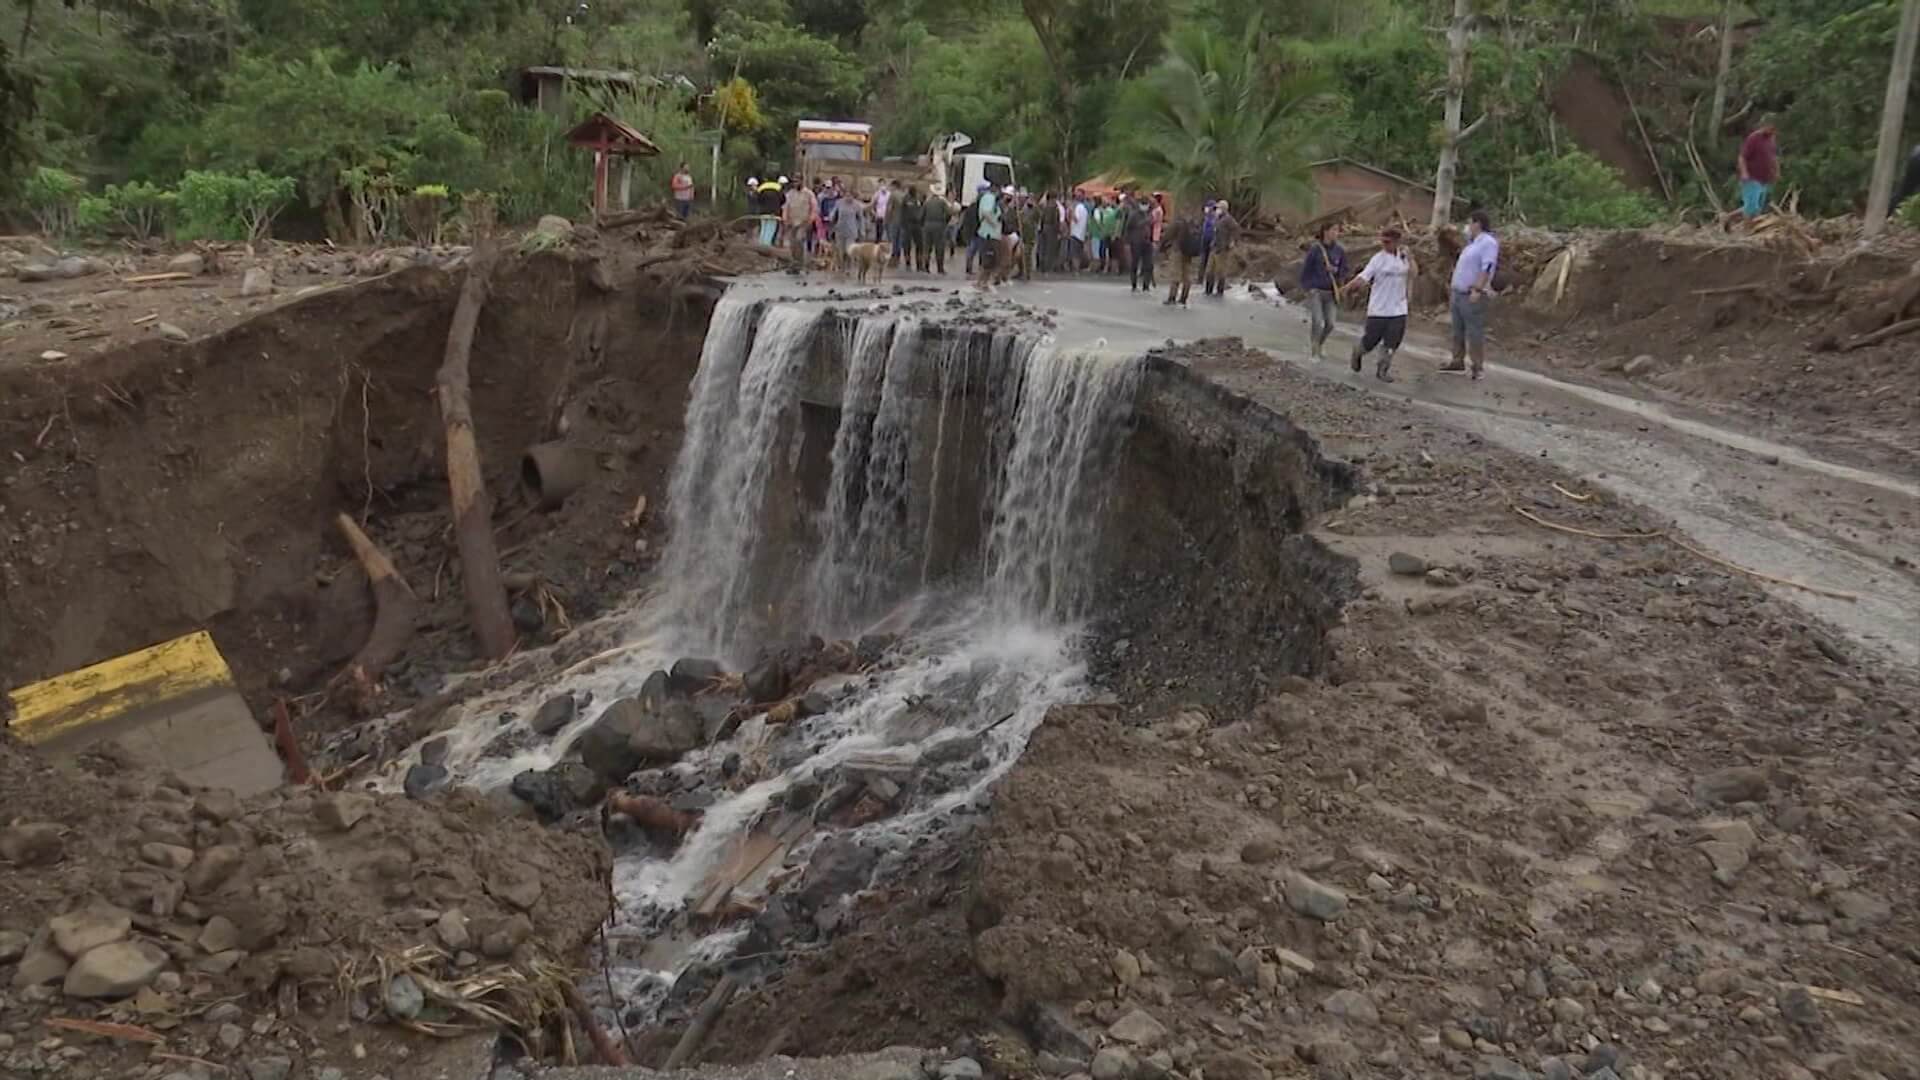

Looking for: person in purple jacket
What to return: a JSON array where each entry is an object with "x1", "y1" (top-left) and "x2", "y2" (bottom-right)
[{"x1": 1300, "y1": 222, "x2": 1349, "y2": 361}]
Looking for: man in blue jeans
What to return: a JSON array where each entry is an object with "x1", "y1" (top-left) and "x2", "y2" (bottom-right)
[{"x1": 1441, "y1": 209, "x2": 1499, "y2": 380}]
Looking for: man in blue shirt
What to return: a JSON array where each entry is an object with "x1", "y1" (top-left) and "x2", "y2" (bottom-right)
[
  {"x1": 1442, "y1": 209, "x2": 1499, "y2": 380},
  {"x1": 1300, "y1": 222, "x2": 1349, "y2": 361}
]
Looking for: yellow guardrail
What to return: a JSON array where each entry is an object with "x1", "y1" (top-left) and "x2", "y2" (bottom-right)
[{"x1": 7, "y1": 631, "x2": 237, "y2": 747}]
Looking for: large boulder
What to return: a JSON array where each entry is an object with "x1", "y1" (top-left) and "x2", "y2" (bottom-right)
[
  {"x1": 63, "y1": 941, "x2": 168, "y2": 998},
  {"x1": 668, "y1": 657, "x2": 725, "y2": 694},
  {"x1": 630, "y1": 699, "x2": 706, "y2": 762},
  {"x1": 510, "y1": 762, "x2": 608, "y2": 821}
]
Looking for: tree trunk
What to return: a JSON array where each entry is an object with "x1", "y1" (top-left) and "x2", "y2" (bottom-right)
[
  {"x1": 436, "y1": 246, "x2": 517, "y2": 660},
  {"x1": 1431, "y1": 0, "x2": 1475, "y2": 229},
  {"x1": 1865, "y1": 0, "x2": 1920, "y2": 236},
  {"x1": 331, "y1": 513, "x2": 422, "y2": 711},
  {"x1": 1708, "y1": 0, "x2": 1735, "y2": 135}
]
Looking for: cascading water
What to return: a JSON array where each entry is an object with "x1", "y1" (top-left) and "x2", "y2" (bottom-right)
[{"x1": 414, "y1": 288, "x2": 1143, "y2": 1030}]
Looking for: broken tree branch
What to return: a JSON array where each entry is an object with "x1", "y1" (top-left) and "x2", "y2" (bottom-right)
[
  {"x1": 437, "y1": 244, "x2": 516, "y2": 660},
  {"x1": 1458, "y1": 112, "x2": 1491, "y2": 142},
  {"x1": 331, "y1": 513, "x2": 421, "y2": 710},
  {"x1": 664, "y1": 974, "x2": 738, "y2": 1070},
  {"x1": 559, "y1": 981, "x2": 627, "y2": 1066},
  {"x1": 1840, "y1": 315, "x2": 1920, "y2": 351}
]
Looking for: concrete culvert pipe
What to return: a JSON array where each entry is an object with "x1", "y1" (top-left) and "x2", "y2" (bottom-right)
[{"x1": 522, "y1": 442, "x2": 595, "y2": 510}]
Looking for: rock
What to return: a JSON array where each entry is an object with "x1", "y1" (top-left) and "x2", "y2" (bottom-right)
[
  {"x1": 403, "y1": 763, "x2": 449, "y2": 799},
  {"x1": 240, "y1": 267, "x2": 273, "y2": 297},
  {"x1": 39, "y1": 348, "x2": 69, "y2": 361},
  {"x1": 1442, "y1": 1028, "x2": 1474, "y2": 1051},
  {"x1": 167, "y1": 253, "x2": 206, "y2": 275},
  {"x1": 480, "y1": 914, "x2": 534, "y2": 958},
  {"x1": 1035, "y1": 1051, "x2": 1086, "y2": 1077},
  {"x1": 314, "y1": 792, "x2": 374, "y2": 831},
  {"x1": 193, "y1": 790, "x2": 240, "y2": 823},
  {"x1": 0, "y1": 822, "x2": 65, "y2": 866},
  {"x1": 1694, "y1": 969, "x2": 1743, "y2": 996},
  {"x1": 1550, "y1": 997, "x2": 1585, "y2": 1025},
  {"x1": 1091, "y1": 1047, "x2": 1136, "y2": 1080},
  {"x1": 1698, "y1": 818, "x2": 1757, "y2": 850},
  {"x1": 218, "y1": 1021, "x2": 246, "y2": 1049},
  {"x1": 247, "y1": 1055, "x2": 294, "y2": 1080},
  {"x1": 1200, "y1": 1049, "x2": 1268, "y2": 1080},
  {"x1": 156, "y1": 321, "x2": 191, "y2": 343},
  {"x1": 16, "y1": 262, "x2": 57, "y2": 281},
  {"x1": 485, "y1": 869, "x2": 543, "y2": 911},
  {"x1": 576, "y1": 699, "x2": 648, "y2": 781},
  {"x1": 1623, "y1": 354, "x2": 1656, "y2": 376},
  {"x1": 668, "y1": 657, "x2": 726, "y2": 693},
  {"x1": 1779, "y1": 984, "x2": 1821, "y2": 1026},
  {"x1": 628, "y1": 700, "x2": 706, "y2": 763},
  {"x1": 1699, "y1": 841, "x2": 1749, "y2": 884},
  {"x1": 419, "y1": 736, "x2": 450, "y2": 767},
  {"x1": 63, "y1": 941, "x2": 168, "y2": 998},
  {"x1": 195, "y1": 950, "x2": 245, "y2": 974},
  {"x1": 1111, "y1": 949, "x2": 1141, "y2": 986},
  {"x1": 509, "y1": 762, "x2": 607, "y2": 821},
  {"x1": 1239, "y1": 838, "x2": 1281, "y2": 864},
  {"x1": 198, "y1": 916, "x2": 240, "y2": 954},
  {"x1": 49, "y1": 905, "x2": 133, "y2": 957},
  {"x1": 1285, "y1": 872, "x2": 1348, "y2": 921},
  {"x1": 10, "y1": 932, "x2": 70, "y2": 987},
  {"x1": 1272, "y1": 946, "x2": 1315, "y2": 974},
  {"x1": 1321, "y1": 989, "x2": 1379, "y2": 1025},
  {"x1": 1474, "y1": 1057, "x2": 1534, "y2": 1080},
  {"x1": 1187, "y1": 938, "x2": 1236, "y2": 978},
  {"x1": 1540, "y1": 1058, "x2": 1573, "y2": 1080},
  {"x1": 140, "y1": 842, "x2": 195, "y2": 870},
  {"x1": 744, "y1": 658, "x2": 788, "y2": 703},
  {"x1": 1579, "y1": 1045, "x2": 1620, "y2": 1074},
  {"x1": 436, "y1": 909, "x2": 471, "y2": 950},
  {"x1": 533, "y1": 214, "x2": 574, "y2": 239},
  {"x1": 1425, "y1": 566, "x2": 1462, "y2": 587},
  {"x1": 849, "y1": 1063, "x2": 919, "y2": 1080},
  {"x1": 1109, "y1": 1008, "x2": 1168, "y2": 1048},
  {"x1": 1694, "y1": 766, "x2": 1768, "y2": 805},
  {"x1": 1830, "y1": 890, "x2": 1891, "y2": 924},
  {"x1": 1387, "y1": 551, "x2": 1427, "y2": 576},
  {"x1": 187, "y1": 844, "x2": 244, "y2": 894},
  {"x1": 939, "y1": 1059, "x2": 984, "y2": 1080},
  {"x1": 0, "y1": 930, "x2": 26, "y2": 963},
  {"x1": 529, "y1": 694, "x2": 577, "y2": 736},
  {"x1": 386, "y1": 973, "x2": 424, "y2": 1019}
]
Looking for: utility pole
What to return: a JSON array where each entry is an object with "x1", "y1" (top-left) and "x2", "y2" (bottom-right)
[
  {"x1": 1709, "y1": 0, "x2": 1735, "y2": 135},
  {"x1": 1866, "y1": 0, "x2": 1920, "y2": 236}
]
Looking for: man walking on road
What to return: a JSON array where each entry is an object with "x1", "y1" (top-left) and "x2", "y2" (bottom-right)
[
  {"x1": 1068, "y1": 193, "x2": 1091, "y2": 272},
  {"x1": 1123, "y1": 192, "x2": 1155, "y2": 293},
  {"x1": 1346, "y1": 226, "x2": 1416, "y2": 382},
  {"x1": 1300, "y1": 222, "x2": 1349, "y2": 361},
  {"x1": 898, "y1": 185, "x2": 925, "y2": 269},
  {"x1": 974, "y1": 182, "x2": 1004, "y2": 289},
  {"x1": 1202, "y1": 200, "x2": 1240, "y2": 297},
  {"x1": 1737, "y1": 120, "x2": 1779, "y2": 224},
  {"x1": 1441, "y1": 209, "x2": 1499, "y2": 379}
]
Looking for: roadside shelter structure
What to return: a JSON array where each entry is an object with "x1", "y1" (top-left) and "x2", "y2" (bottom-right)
[{"x1": 565, "y1": 112, "x2": 661, "y2": 214}]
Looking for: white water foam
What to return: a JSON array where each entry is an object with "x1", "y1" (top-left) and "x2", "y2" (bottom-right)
[{"x1": 408, "y1": 293, "x2": 1143, "y2": 1020}]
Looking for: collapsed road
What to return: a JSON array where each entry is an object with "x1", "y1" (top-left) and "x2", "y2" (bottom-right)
[{"x1": 3, "y1": 240, "x2": 1917, "y2": 1080}]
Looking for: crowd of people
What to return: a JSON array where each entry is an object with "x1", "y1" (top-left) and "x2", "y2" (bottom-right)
[
  {"x1": 735, "y1": 175, "x2": 1264, "y2": 306},
  {"x1": 716, "y1": 172, "x2": 1504, "y2": 383}
]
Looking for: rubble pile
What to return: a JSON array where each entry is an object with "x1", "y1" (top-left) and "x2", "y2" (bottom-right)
[{"x1": 0, "y1": 740, "x2": 610, "y2": 1079}]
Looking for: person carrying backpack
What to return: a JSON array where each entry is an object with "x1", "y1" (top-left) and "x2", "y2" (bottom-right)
[{"x1": 1160, "y1": 207, "x2": 1203, "y2": 306}]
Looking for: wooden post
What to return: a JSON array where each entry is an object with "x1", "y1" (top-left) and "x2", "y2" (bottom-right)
[
  {"x1": 593, "y1": 148, "x2": 610, "y2": 214},
  {"x1": 1709, "y1": 0, "x2": 1736, "y2": 135},
  {"x1": 437, "y1": 246, "x2": 517, "y2": 660},
  {"x1": 1866, "y1": 0, "x2": 1920, "y2": 236}
]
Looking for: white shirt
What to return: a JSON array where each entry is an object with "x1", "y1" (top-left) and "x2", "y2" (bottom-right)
[
  {"x1": 1070, "y1": 203, "x2": 1090, "y2": 240},
  {"x1": 1358, "y1": 250, "x2": 1413, "y2": 318}
]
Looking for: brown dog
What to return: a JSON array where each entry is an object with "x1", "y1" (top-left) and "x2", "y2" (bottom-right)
[{"x1": 846, "y1": 242, "x2": 886, "y2": 285}]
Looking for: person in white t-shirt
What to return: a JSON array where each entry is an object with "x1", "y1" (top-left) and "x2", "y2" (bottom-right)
[{"x1": 1346, "y1": 226, "x2": 1418, "y2": 382}]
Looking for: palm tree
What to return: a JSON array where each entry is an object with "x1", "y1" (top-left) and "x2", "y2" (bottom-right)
[{"x1": 1105, "y1": 20, "x2": 1331, "y2": 215}]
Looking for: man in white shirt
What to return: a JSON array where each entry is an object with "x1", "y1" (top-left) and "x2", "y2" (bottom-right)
[
  {"x1": 872, "y1": 183, "x2": 892, "y2": 243},
  {"x1": 1068, "y1": 194, "x2": 1091, "y2": 272},
  {"x1": 1347, "y1": 226, "x2": 1417, "y2": 383}
]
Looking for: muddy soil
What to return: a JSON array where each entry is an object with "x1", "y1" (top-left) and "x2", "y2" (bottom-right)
[
  {"x1": 0, "y1": 244, "x2": 743, "y2": 739},
  {"x1": 681, "y1": 340, "x2": 1920, "y2": 1080}
]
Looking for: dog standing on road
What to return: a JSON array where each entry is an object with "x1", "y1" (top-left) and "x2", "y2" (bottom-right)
[{"x1": 846, "y1": 242, "x2": 886, "y2": 285}]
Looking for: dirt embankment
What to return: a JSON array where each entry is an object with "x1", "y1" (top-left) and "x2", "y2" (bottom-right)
[
  {"x1": 686, "y1": 340, "x2": 1920, "y2": 1080},
  {"x1": 0, "y1": 243, "x2": 729, "y2": 738}
]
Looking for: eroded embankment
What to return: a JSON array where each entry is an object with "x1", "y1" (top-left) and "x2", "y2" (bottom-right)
[{"x1": 0, "y1": 253, "x2": 715, "y2": 729}]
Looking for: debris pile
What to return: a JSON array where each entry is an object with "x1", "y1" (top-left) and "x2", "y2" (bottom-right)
[{"x1": 0, "y1": 738, "x2": 610, "y2": 1078}]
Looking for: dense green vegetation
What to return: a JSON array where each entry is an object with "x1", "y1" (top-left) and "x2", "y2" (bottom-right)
[{"x1": 0, "y1": 0, "x2": 1911, "y2": 237}]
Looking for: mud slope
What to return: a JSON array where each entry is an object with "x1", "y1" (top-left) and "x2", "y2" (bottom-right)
[{"x1": 0, "y1": 254, "x2": 713, "y2": 724}]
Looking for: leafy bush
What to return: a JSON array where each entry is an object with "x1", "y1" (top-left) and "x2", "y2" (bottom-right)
[
  {"x1": 1509, "y1": 151, "x2": 1661, "y2": 229},
  {"x1": 404, "y1": 184, "x2": 451, "y2": 244},
  {"x1": 24, "y1": 166, "x2": 84, "y2": 236},
  {"x1": 176, "y1": 169, "x2": 297, "y2": 243},
  {"x1": 100, "y1": 181, "x2": 179, "y2": 239},
  {"x1": 1899, "y1": 194, "x2": 1920, "y2": 229}
]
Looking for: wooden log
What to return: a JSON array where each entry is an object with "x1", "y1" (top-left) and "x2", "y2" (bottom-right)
[
  {"x1": 604, "y1": 791, "x2": 701, "y2": 837},
  {"x1": 1841, "y1": 315, "x2": 1920, "y2": 351},
  {"x1": 663, "y1": 974, "x2": 737, "y2": 1070},
  {"x1": 331, "y1": 513, "x2": 421, "y2": 709},
  {"x1": 436, "y1": 245, "x2": 516, "y2": 660},
  {"x1": 559, "y1": 981, "x2": 628, "y2": 1066}
]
